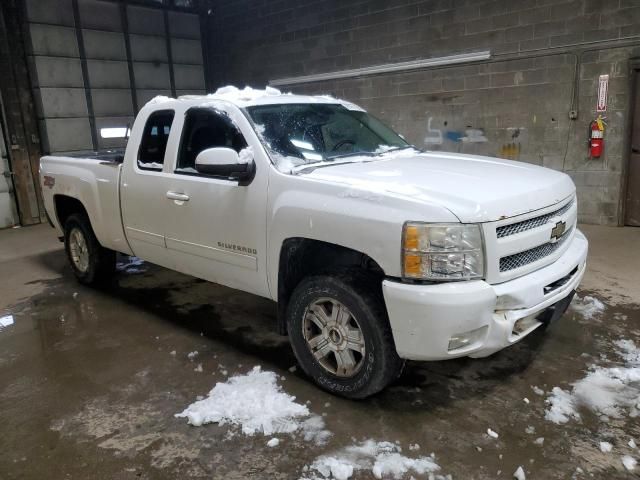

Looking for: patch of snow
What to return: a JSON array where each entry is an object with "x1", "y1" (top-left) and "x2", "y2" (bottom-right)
[
  {"x1": 629, "y1": 439, "x2": 637, "y2": 449},
  {"x1": 146, "y1": 95, "x2": 171, "y2": 105},
  {"x1": 238, "y1": 146, "x2": 254, "y2": 164},
  {"x1": 545, "y1": 387, "x2": 580, "y2": 424},
  {"x1": 525, "y1": 426, "x2": 535, "y2": 435},
  {"x1": 210, "y1": 85, "x2": 285, "y2": 103},
  {"x1": 176, "y1": 366, "x2": 331, "y2": 446},
  {"x1": 73, "y1": 292, "x2": 78, "y2": 299},
  {"x1": 169, "y1": 350, "x2": 176, "y2": 356},
  {"x1": 523, "y1": 397, "x2": 530, "y2": 404},
  {"x1": 534, "y1": 437, "x2": 544, "y2": 446},
  {"x1": 599, "y1": 441, "x2": 613, "y2": 453},
  {"x1": 324, "y1": 402, "x2": 331, "y2": 408},
  {"x1": 187, "y1": 351, "x2": 198, "y2": 360},
  {"x1": 513, "y1": 466, "x2": 526, "y2": 480},
  {"x1": 622, "y1": 455, "x2": 637, "y2": 471},
  {"x1": 570, "y1": 295, "x2": 606, "y2": 320},
  {"x1": 267, "y1": 438, "x2": 280, "y2": 448},
  {"x1": 531, "y1": 385, "x2": 545, "y2": 396},
  {"x1": 0, "y1": 315, "x2": 14, "y2": 329},
  {"x1": 176, "y1": 167, "x2": 198, "y2": 173},
  {"x1": 487, "y1": 428, "x2": 499, "y2": 439},
  {"x1": 302, "y1": 440, "x2": 442, "y2": 480},
  {"x1": 116, "y1": 256, "x2": 145, "y2": 272},
  {"x1": 194, "y1": 364, "x2": 203, "y2": 373},
  {"x1": 545, "y1": 339, "x2": 640, "y2": 424},
  {"x1": 288, "y1": 366, "x2": 297, "y2": 373},
  {"x1": 408, "y1": 443, "x2": 420, "y2": 451}
]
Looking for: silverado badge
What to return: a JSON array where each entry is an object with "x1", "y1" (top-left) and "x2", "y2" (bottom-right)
[{"x1": 550, "y1": 220, "x2": 566, "y2": 242}]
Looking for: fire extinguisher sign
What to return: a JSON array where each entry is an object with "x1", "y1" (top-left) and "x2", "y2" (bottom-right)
[{"x1": 597, "y1": 74, "x2": 609, "y2": 112}]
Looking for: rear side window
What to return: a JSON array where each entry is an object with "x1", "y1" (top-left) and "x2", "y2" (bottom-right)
[
  {"x1": 176, "y1": 107, "x2": 247, "y2": 174},
  {"x1": 138, "y1": 110, "x2": 175, "y2": 170}
]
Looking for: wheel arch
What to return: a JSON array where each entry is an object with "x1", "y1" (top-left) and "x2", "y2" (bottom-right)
[
  {"x1": 276, "y1": 237, "x2": 385, "y2": 335},
  {"x1": 54, "y1": 195, "x2": 90, "y2": 233}
]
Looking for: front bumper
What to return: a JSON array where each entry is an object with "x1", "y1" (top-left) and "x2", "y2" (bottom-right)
[{"x1": 382, "y1": 229, "x2": 588, "y2": 361}]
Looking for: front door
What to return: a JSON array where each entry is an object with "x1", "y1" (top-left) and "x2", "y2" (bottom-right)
[
  {"x1": 162, "y1": 106, "x2": 270, "y2": 297},
  {"x1": 625, "y1": 69, "x2": 640, "y2": 226}
]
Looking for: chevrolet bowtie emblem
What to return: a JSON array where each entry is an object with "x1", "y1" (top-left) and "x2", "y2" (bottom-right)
[{"x1": 550, "y1": 220, "x2": 566, "y2": 242}]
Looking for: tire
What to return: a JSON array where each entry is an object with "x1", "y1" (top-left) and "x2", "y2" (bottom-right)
[
  {"x1": 286, "y1": 270, "x2": 403, "y2": 399},
  {"x1": 63, "y1": 213, "x2": 116, "y2": 285}
]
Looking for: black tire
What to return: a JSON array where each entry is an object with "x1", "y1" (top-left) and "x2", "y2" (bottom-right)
[
  {"x1": 286, "y1": 270, "x2": 403, "y2": 399},
  {"x1": 63, "y1": 213, "x2": 116, "y2": 285}
]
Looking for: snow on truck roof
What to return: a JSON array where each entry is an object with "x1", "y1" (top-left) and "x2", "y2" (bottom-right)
[{"x1": 144, "y1": 85, "x2": 364, "y2": 110}]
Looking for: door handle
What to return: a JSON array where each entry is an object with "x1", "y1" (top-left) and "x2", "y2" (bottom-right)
[{"x1": 166, "y1": 191, "x2": 190, "y2": 202}]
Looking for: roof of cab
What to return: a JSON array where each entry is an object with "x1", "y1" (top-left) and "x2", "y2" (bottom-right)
[{"x1": 143, "y1": 85, "x2": 358, "y2": 110}]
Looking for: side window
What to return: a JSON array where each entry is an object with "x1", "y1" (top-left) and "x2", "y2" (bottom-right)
[
  {"x1": 176, "y1": 107, "x2": 247, "y2": 174},
  {"x1": 138, "y1": 110, "x2": 175, "y2": 170}
]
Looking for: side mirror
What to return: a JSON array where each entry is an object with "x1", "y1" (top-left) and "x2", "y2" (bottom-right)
[{"x1": 195, "y1": 147, "x2": 255, "y2": 184}]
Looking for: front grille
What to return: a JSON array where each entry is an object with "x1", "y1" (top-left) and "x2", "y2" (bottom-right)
[
  {"x1": 496, "y1": 198, "x2": 574, "y2": 238},
  {"x1": 499, "y1": 227, "x2": 573, "y2": 272}
]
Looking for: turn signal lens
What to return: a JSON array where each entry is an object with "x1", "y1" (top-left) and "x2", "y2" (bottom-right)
[
  {"x1": 404, "y1": 225, "x2": 420, "y2": 251},
  {"x1": 403, "y1": 254, "x2": 422, "y2": 276}
]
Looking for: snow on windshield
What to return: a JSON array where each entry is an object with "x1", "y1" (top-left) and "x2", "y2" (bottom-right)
[{"x1": 246, "y1": 103, "x2": 412, "y2": 174}]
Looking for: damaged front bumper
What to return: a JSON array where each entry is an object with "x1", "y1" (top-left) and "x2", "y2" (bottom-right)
[{"x1": 382, "y1": 229, "x2": 588, "y2": 361}]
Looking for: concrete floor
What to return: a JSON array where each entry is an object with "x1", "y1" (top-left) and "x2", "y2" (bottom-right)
[{"x1": 0, "y1": 224, "x2": 639, "y2": 479}]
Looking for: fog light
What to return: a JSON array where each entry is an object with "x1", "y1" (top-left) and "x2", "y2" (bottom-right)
[{"x1": 448, "y1": 326, "x2": 488, "y2": 351}]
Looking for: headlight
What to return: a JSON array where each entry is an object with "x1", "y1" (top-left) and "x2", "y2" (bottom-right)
[{"x1": 402, "y1": 222, "x2": 484, "y2": 280}]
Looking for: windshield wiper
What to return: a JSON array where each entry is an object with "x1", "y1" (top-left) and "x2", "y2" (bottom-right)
[
  {"x1": 375, "y1": 145, "x2": 417, "y2": 155},
  {"x1": 325, "y1": 151, "x2": 376, "y2": 161}
]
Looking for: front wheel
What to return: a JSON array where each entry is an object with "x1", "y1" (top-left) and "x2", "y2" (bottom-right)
[
  {"x1": 286, "y1": 271, "x2": 403, "y2": 399},
  {"x1": 64, "y1": 213, "x2": 115, "y2": 285}
]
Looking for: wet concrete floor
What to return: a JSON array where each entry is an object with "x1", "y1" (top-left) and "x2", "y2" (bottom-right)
[{"x1": 0, "y1": 224, "x2": 639, "y2": 479}]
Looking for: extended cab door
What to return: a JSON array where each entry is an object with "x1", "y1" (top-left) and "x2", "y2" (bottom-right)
[
  {"x1": 162, "y1": 105, "x2": 270, "y2": 298},
  {"x1": 120, "y1": 109, "x2": 177, "y2": 267}
]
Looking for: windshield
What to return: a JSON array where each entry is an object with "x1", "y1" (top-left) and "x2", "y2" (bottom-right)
[{"x1": 246, "y1": 103, "x2": 411, "y2": 172}]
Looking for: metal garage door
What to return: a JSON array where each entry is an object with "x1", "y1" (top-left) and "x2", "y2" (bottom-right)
[{"x1": 25, "y1": 0, "x2": 207, "y2": 155}]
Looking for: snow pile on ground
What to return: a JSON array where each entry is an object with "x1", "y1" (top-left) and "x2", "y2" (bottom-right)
[
  {"x1": 545, "y1": 339, "x2": 640, "y2": 424},
  {"x1": 0, "y1": 314, "x2": 14, "y2": 330},
  {"x1": 116, "y1": 255, "x2": 146, "y2": 273},
  {"x1": 570, "y1": 295, "x2": 605, "y2": 320},
  {"x1": 175, "y1": 367, "x2": 330, "y2": 443},
  {"x1": 300, "y1": 440, "x2": 444, "y2": 480},
  {"x1": 513, "y1": 466, "x2": 526, "y2": 480},
  {"x1": 622, "y1": 455, "x2": 637, "y2": 471}
]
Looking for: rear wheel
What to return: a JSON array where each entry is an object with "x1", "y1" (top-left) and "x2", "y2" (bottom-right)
[
  {"x1": 64, "y1": 213, "x2": 115, "y2": 285},
  {"x1": 286, "y1": 270, "x2": 403, "y2": 399}
]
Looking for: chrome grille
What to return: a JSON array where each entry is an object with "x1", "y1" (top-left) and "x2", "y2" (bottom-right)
[
  {"x1": 496, "y1": 198, "x2": 574, "y2": 238},
  {"x1": 499, "y1": 227, "x2": 573, "y2": 272}
]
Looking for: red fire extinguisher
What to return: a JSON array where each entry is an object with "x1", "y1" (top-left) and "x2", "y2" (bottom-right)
[{"x1": 588, "y1": 115, "x2": 605, "y2": 158}]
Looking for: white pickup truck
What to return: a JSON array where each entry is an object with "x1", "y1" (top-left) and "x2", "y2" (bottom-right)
[{"x1": 40, "y1": 86, "x2": 587, "y2": 398}]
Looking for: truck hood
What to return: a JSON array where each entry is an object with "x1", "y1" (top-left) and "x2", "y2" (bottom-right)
[{"x1": 303, "y1": 151, "x2": 575, "y2": 223}]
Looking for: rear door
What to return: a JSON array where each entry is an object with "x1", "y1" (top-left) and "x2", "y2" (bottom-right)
[
  {"x1": 120, "y1": 109, "x2": 177, "y2": 266},
  {"x1": 162, "y1": 105, "x2": 270, "y2": 297}
]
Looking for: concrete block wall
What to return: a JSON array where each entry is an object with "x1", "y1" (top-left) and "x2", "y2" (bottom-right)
[
  {"x1": 24, "y1": 0, "x2": 205, "y2": 154},
  {"x1": 211, "y1": 0, "x2": 640, "y2": 225}
]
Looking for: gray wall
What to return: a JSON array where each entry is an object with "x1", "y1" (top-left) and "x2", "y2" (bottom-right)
[
  {"x1": 25, "y1": 0, "x2": 205, "y2": 154},
  {"x1": 211, "y1": 0, "x2": 640, "y2": 226}
]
